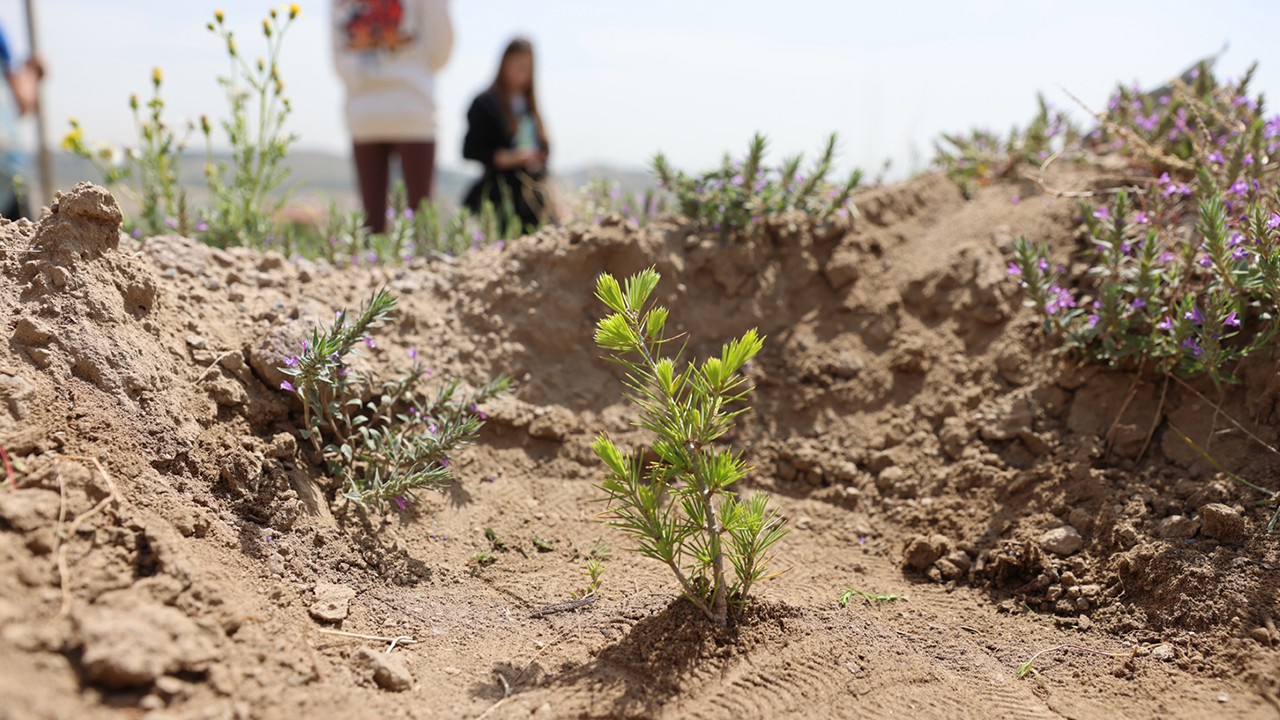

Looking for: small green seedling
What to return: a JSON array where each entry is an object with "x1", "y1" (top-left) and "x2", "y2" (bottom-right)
[
  {"x1": 469, "y1": 552, "x2": 496, "y2": 567},
  {"x1": 838, "y1": 588, "x2": 903, "y2": 607},
  {"x1": 576, "y1": 558, "x2": 605, "y2": 599},
  {"x1": 592, "y1": 267, "x2": 787, "y2": 627},
  {"x1": 531, "y1": 536, "x2": 556, "y2": 553}
]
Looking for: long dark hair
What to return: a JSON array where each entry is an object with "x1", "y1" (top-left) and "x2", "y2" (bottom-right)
[{"x1": 489, "y1": 37, "x2": 547, "y2": 146}]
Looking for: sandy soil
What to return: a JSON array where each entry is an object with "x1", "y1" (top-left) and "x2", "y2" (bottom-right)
[{"x1": 1, "y1": 173, "x2": 1277, "y2": 720}]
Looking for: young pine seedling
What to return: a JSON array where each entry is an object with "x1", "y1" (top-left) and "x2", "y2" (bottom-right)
[
  {"x1": 278, "y1": 288, "x2": 508, "y2": 513},
  {"x1": 591, "y1": 267, "x2": 787, "y2": 627}
]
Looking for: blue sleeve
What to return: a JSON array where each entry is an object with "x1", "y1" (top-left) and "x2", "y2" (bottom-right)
[{"x1": 0, "y1": 26, "x2": 11, "y2": 74}]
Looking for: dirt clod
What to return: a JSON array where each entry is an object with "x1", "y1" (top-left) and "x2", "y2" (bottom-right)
[
  {"x1": 903, "y1": 533, "x2": 949, "y2": 570},
  {"x1": 76, "y1": 601, "x2": 220, "y2": 688},
  {"x1": 1198, "y1": 503, "x2": 1245, "y2": 545},
  {"x1": 309, "y1": 582, "x2": 356, "y2": 623}
]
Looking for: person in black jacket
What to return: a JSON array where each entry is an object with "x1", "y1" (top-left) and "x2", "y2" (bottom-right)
[{"x1": 462, "y1": 37, "x2": 550, "y2": 233}]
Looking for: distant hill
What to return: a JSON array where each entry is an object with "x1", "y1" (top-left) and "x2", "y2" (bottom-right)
[{"x1": 51, "y1": 150, "x2": 656, "y2": 214}]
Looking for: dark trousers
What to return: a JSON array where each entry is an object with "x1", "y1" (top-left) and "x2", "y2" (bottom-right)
[{"x1": 352, "y1": 140, "x2": 436, "y2": 234}]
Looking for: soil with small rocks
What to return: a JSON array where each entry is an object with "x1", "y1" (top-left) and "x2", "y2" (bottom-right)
[{"x1": 1, "y1": 174, "x2": 1277, "y2": 719}]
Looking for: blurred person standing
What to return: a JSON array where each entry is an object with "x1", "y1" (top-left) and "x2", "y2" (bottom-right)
[
  {"x1": 462, "y1": 37, "x2": 552, "y2": 234},
  {"x1": 0, "y1": 21, "x2": 42, "y2": 219},
  {"x1": 332, "y1": 0, "x2": 452, "y2": 234}
]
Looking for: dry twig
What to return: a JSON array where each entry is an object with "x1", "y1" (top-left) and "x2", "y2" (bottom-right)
[
  {"x1": 54, "y1": 455, "x2": 122, "y2": 620},
  {"x1": 315, "y1": 628, "x2": 418, "y2": 653}
]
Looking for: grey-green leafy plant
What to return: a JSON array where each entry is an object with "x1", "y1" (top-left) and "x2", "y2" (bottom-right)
[
  {"x1": 277, "y1": 288, "x2": 509, "y2": 512},
  {"x1": 591, "y1": 267, "x2": 787, "y2": 626},
  {"x1": 652, "y1": 132, "x2": 862, "y2": 240},
  {"x1": 933, "y1": 93, "x2": 1078, "y2": 198},
  {"x1": 201, "y1": 7, "x2": 299, "y2": 249}
]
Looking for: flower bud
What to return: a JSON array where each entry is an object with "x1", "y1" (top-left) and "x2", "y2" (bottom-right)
[{"x1": 214, "y1": 9, "x2": 224, "y2": 23}]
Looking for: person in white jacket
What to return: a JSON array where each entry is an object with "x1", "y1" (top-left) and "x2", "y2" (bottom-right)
[{"x1": 332, "y1": 0, "x2": 453, "y2": 234}]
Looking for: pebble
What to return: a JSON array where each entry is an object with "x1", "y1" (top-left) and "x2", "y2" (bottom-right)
[
  {"x1": 356, "y1": 648, "x2": 413, "y2": 692},
  {"x1": 1039, "y1": 526, "x2": 1084, "y2": 556}
]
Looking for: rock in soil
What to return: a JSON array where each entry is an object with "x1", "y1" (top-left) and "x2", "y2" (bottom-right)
[
  {"x1": 356, "y1": 648, "x2": 413, "y2": 692},
  {"x1": 1038, "y1": 525, "x2": 1084, "y2": 556},
  {"x1": 1198, "y1": 503, "x2": 1245, "y2": 545}
]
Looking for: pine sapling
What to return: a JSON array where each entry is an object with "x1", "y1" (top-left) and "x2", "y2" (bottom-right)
[{"x1": 591, "y1": 267, "x2": 787, "y2": 626}]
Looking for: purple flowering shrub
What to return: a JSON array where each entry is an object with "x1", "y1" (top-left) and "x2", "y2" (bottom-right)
[
  {"x1": 576, "y1": 178, "x2": 668, "y2": 227},
  {"x1": 934, "y1": 94, "x2": 1079, "y2": 198},
  {"x1": 1010, "y1": 62, "x2": 1280, "y2": 384},
  {"x1": 278, "y1": 288, "x2": 509, "y2": 512},
  {"x1": 298, "y1": 180, "x2": 520, "y2": 265},
  {"x1": 651, "y1": 133, "x2": 862, "y2": 240},
  {"x1": 1094, "y1": 62, "x2": 1272, "y2": 188}
]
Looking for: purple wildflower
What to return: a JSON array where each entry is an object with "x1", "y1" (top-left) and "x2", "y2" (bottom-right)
[
  {"x1": 1228, "y1": 178, "x2": 1250, "y2": 197},
  {"x1": 1045, "y1": 284, "x2": 1075, "y2": 315},
  {"x1": 283, "y1": 355, "x2": 299, "y2": 367},
  {"x1": 1092, "y1": 206, "x2": 1110, "y2": 221},
  {"x1": 408, "y1": 347, "x2": 418, "y2": 361},
  {"x1": 1037, "y1": 257, "x2": 1050, "y2": 271},
  {"x1": 1087, "y1": 314, "x2": 1100, "y2": 328},
  {"x1": 164, "y1": 217, "x2": 178, "y2": 229},
  {"x1": 1184, "y1": 306, "x2": 1204, "y2": 324},
  {"x1": 1232, "y1": 246, "x2": 1249, "y2": 260},
  {"x1": 1180, "y1": 337, "x2": 1203, "y2": 357},
  {"x1": 439, "y1": 456, "x2": 450, "y2": 468},
  {"x1": 1268, "y1": 213, "x2": 1280, "y2": 230},
  {"x1": 1199, "y1": 254, "x2": 1213, "y2": 268},
  {"x1": 280, "y1": 380, "x2": 295, "y2": 392},
  {"x1": 1006, "y1": 262, "x2": 1022, "y2": 276},
  {"x1": 1224, "y1": 311, "x2": 1241, "y2": 327},
  {"x1": 427, "y1": 423, "x2": 438, "y2": 435},
  {"x1": 1132, "y1": 211, "x2": 1149, "y2": 225},
  {"x1": 1010, "y1": 194, "x2": 1021, "y2": 205},
  {"x1": 363, "y1": 336, "x2": 375, "y2": 349},
  {"x1": 1157, "y1": 316, "x2": 1174, "y2": 331},
  {"x1": 195, "y1": 221, "x2": 209, "y2": 232},
  {"x1": 1130, "y1": 296, "x2": 1147, "y2": 309},
  {"x1": 301, "y1": 340, "x2": 309, "y2": 352},
  {"x1": 393, "y1": 496, "x2": 408, "y2": 511},
  {"x1": 1158, "y1": 251, "x2": 1176, "y2": 264}
]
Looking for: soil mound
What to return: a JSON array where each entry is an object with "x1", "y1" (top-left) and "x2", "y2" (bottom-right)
[{"x1": 1, "y1": 176, "x2": 1277, "y2": 719}]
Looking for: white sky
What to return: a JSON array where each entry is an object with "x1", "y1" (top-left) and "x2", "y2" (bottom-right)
[{"x1": 3, "y1": 1, "x2": 1280, "y2": 180}]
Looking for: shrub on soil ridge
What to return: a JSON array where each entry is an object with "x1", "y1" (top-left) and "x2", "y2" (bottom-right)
[{"x1": 277, "y1": 288, "x2": 509, "y2": 513}]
